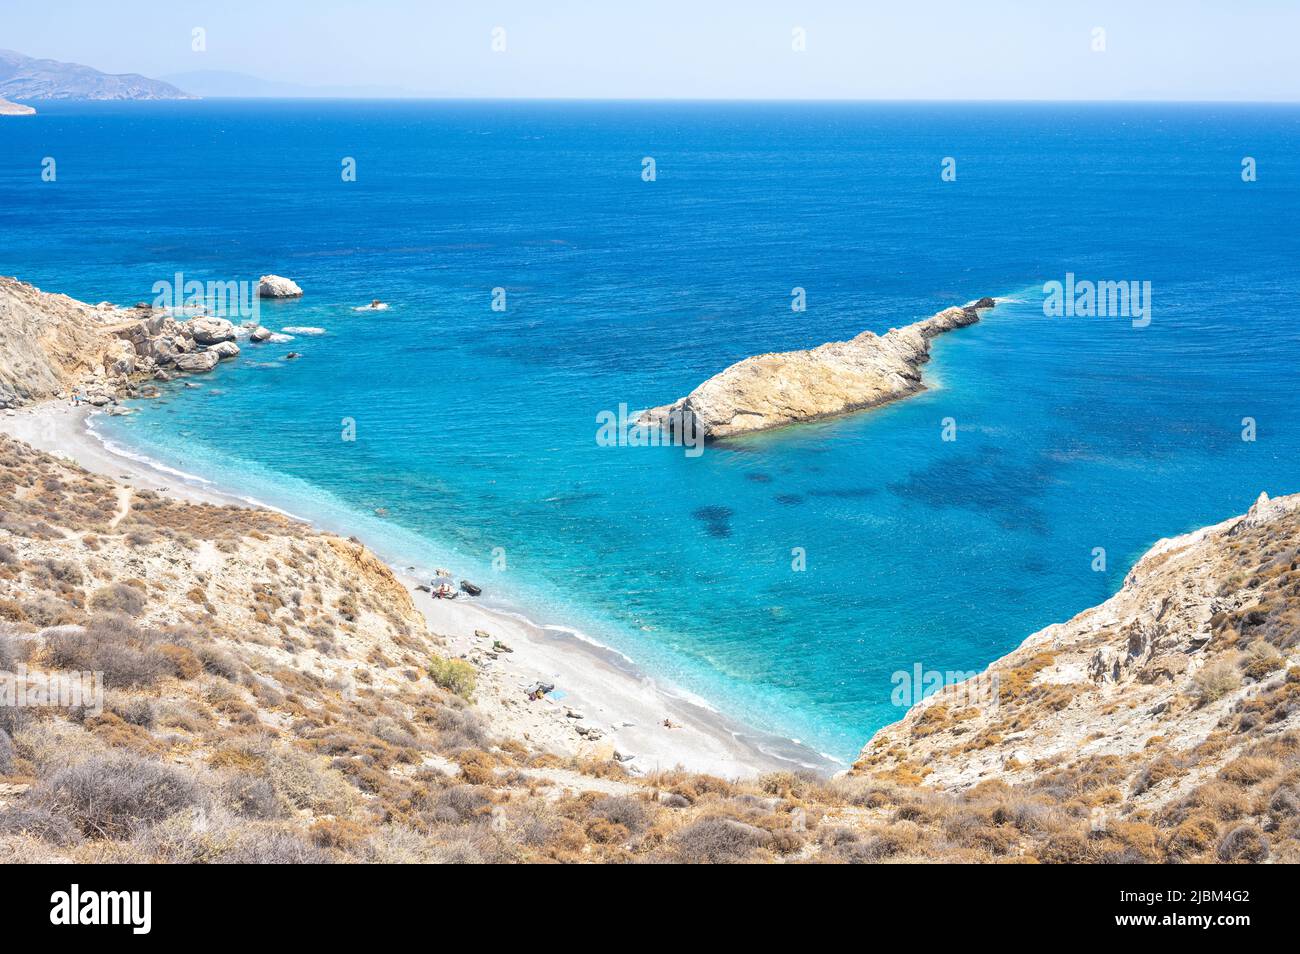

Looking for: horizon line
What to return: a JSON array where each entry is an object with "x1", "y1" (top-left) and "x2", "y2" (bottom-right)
[{"x1": 22, "y1": 95, "x2": 1300, "y2": 106}]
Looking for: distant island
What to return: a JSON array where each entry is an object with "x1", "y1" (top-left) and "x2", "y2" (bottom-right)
[{"x1": 0, "y1": 48, "x2": 194, "y2": 101}]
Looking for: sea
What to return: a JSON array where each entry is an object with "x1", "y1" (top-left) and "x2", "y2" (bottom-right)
[{"x1": 3, "y1": 99, "x2": 1298, "y2": 763}]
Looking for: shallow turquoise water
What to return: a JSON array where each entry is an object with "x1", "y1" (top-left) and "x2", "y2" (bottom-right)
[{"x1": 3, "y1": 101, "x2": 1299, "y2": 761}]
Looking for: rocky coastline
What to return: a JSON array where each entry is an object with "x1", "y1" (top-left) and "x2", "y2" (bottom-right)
[
  {"x1": 640, "y1": 297, "x2": 997, "y2": 440},
  {"x1": 2, "y1": 275, "x2": 1296, "y2": 863},
  {"x1": 0, "y1": 276, "x2": 281, "y2": 411}
]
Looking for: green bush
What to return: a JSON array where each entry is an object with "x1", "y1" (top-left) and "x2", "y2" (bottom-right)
[{"x1": 429, "y1": 656, "x2": 476, "y2": 698}]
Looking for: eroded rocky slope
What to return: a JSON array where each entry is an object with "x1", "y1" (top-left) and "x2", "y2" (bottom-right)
[{"x1": 0, "y1": 276, "x2": 267, "y2": 409}]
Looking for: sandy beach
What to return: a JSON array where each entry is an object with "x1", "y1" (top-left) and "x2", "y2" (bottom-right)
[{"x1": 0, "y1": 400, "x2": 838, "y2": 779}]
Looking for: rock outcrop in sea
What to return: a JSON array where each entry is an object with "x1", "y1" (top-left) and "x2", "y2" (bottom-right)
[
  {"x1": 257, "y1": 275, "x2": 303, "y2": 298},
  {"x1": 640, "y1": 298, "x2": 997, "y2": 440}
]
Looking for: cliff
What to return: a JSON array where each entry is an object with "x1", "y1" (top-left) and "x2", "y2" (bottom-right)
[
  {"x1": 640, "y1": 298, "x2": 996, "y2": 440},
  {"x1": 0, "y1": 277, "x2": 125, "y2": 407},
  {"x1": 851, "y1": 491, "x2": 1300, "y2": 860},
  {"x1": 0, "y1": 276, "x2": 268, "y2": 409}
]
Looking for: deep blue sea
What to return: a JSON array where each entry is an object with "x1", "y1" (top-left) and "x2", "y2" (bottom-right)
[{"x1": 3, "y1": 100, "x2": 1299, "y2": 763}]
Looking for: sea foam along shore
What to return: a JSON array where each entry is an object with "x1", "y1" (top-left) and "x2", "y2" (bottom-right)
[{"x1": 0, "y1": 400, "x2": 839, "y2": 779}]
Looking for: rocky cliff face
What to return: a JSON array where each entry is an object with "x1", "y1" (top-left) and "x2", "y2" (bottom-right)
[
  {"x1": 0, "y1": 277, "x2": 263, "y2": 409},
  {"x1": 853, "y1": 491, "x2": 1300, "y2": 828},
  {"x1": 0, "y1": 277, "x2": 122, "y2": 408},
  {"x1": 640, "y1": 298, "x2": 996, "y2": 440}
]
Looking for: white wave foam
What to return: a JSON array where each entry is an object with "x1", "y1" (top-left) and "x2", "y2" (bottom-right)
[
  {"x1": 281, "y1": 326, "x2": 325, "y2": 335},
  {"x1": 85, "y1": 417, "x2": 214, "y2": 486}
]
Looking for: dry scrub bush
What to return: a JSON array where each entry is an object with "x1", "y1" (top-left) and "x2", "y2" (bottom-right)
[
  {"x1": 43, "y1": 615, "x2": 171, "y2": 688},
  {"x1": 32, "y1": 753, "x2": 206, "y2": 840},
  {"x1": 1217, "y1": 824, "x2": 1269, "y2": 862},
  {"x1": 0, "y1": 805, "x2": 83, "y2": 846},
  {"x1": 0, "y1": 729, "x2": 13, "y2": 775},
  {"x1": 668, "y1": 817, "x2": 772, "y2": 863},
  {"x1": 87, "y1": 583, "x2": 145, "y2": 617},
  {"x1": 1193, "y1": 659, "x2": 1241, "y2": 705}
]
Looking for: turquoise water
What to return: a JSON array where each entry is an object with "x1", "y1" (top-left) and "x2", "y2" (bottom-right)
[{"x1": 3, "y1": 101, "x2": 1299, "y2": 762}]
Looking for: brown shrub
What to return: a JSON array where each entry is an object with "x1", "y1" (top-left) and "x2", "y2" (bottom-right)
[
  {"x1": 668, "y1": 817, "x2": 772, "y2": 863},
  {"x1": 1219, "y1": 756, "x2": 1279, "y2": 788},
  {"x1": 32, "y1": 753, "x2": 205, "y2": 839},
  {"x1": 87, "y1": 584, "x2": 146, "y2": 617},
  {"x1": 1217, "y1": 824, "x2": 1269, "y2": 862}
]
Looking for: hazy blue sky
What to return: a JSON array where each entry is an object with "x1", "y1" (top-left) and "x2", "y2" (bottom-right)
[{"x1": 6, "y1": 0, "x2": 1299, "y2": 100}]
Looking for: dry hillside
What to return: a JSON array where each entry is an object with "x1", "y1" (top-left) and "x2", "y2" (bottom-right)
[{"x1": 0, "y1": 435, "x2": 1296, "y2": 862}]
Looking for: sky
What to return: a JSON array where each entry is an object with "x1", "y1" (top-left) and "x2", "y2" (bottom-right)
[{"x1": 5, "y1": 0, "x2": 1299, "y2": 101}]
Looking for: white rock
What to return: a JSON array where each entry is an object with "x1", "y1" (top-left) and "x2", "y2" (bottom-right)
[
  {"x1": 187, "y1": 316, "x2": 238, "y2": 345},
  {"x1": 174, "y1": 351, "x2": 220, "y2": 373},
  {"x1": 257, "y1": 275, "x2": 304, "y2": 298}
]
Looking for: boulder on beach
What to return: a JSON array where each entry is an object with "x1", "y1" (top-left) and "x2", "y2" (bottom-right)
[
  {"x1": 208, "y1": 340, "x2": 240, "y2": 360},
  {"x1": 187, "y1": 316, "x2": 238, "y2": 345},
  {"x1": 257, "y1": 275, "x2": 304, "y2": 299},
  {"x1": 175, "y1": 351, "x2": 220, "y2": 373}
]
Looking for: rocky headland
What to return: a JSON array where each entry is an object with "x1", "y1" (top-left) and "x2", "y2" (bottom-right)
[
  {"x1": 640, "y1": 298, "x2": 997, "y2": 440},
  {"x1": 851, "y1": 490, "x2": 1300, "y2": 860},
  {"x1": 0, "y1": 276, "x2": 277, "y2": 410},
  {"x1": 0, "y1": 97, "x2": 35, "y2": 116}
]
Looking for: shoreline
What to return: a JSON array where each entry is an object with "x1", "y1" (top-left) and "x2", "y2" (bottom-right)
[{"x1": 0, "y1": 400, "x2": 840, "y2": 779}]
